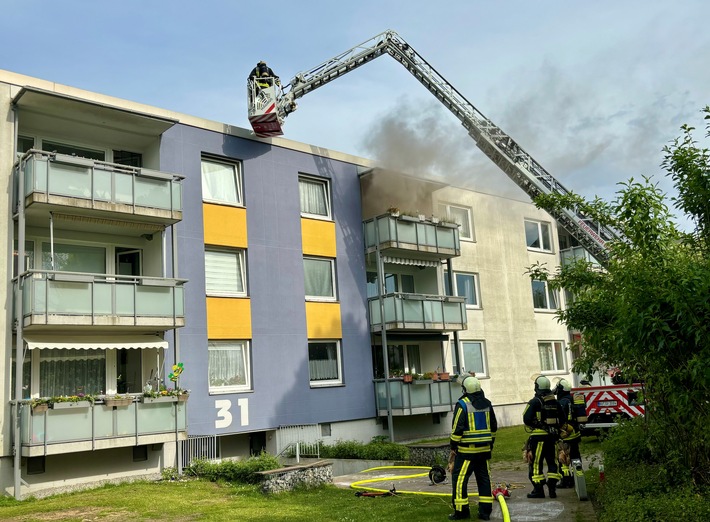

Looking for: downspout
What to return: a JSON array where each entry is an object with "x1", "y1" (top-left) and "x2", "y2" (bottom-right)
[
  {"x1": 446, "y1": 259, "x2": 461, "y2": 373},
  {"x1": 171, "y1": 219, "x2": 182, "y2": 473},
  {"x1": 12, "y1": 105, "x2": 25, "y2": 500},
  {"x1": 373, "y1": 220, "x2": 394, "y2": 441}
]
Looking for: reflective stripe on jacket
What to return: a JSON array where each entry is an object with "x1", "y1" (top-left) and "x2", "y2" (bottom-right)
[{"x1": 451, "y1": 397, "x2": 493, "y2": 454}]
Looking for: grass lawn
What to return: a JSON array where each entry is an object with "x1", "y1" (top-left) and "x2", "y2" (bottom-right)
[{"x1": 0, "y1": 426, "x2": 604, "y2": 521}]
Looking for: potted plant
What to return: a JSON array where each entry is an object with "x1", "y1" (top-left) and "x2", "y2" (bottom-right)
[
  {"x1": 50, "y1": 393, "x2": 94, "y2": 409},
  {"x1": 402, "y1": 372, "x2": 413, "y2": 384},
  {"x1": 30, "y1": 397, "x2": 50, "y2": 414},
  {"x1": 415, "y1": 372, "x2": 434, "y2": 384},
  {"x1": 389, "y1": 369, "x2": 403, "y2": 379},
  {"x1": 437, "y1": 367, "x2": 450, "y2": 381},
  {"x1": 103, "y1": 394, "x2": 134, "y2": 408},
  {"x1": 386, "y1": 206, "x2": 401, "y2": 218}
]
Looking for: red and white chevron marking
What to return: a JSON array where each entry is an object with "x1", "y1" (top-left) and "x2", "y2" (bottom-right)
[{"x1": 582, "y1": 386, "x2": 645, "y2": 418}]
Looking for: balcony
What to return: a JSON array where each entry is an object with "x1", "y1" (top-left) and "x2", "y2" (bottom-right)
[
  {"x1": 560, "y1": 246, "x2": 602, "y2": 267},
  {"x1": 374, "y1": 378, "x2": 460, "y2": 416},
  {"x1": 16, "y1": 151, "x2": 183, "y2": 225},
  {"x1": 364, "y1": 214, "x2": 460, "y2": 260},
  {"x1": 18, "y1": 399, "x2": 187, "y2": 457},
  {"x1": 17, "y1": 270, "x2": 186, "y2": 330},
  {"x1": 368, "y1": 292, "x2": 466, "y2": 333}
]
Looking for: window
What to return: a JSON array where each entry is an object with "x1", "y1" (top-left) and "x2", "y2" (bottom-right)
[
  {"x1": 308, "y1": 341, "x2": 342, "y2": 386},
  {"x1": 205, "y1": 249, "x2": 246, "y2": 296},
  {"x1": 299, "y1": 176, "x2": 331, "y2": 219},
  {"x1": 304, "y1": 257, "x2": 335, "y2": 300},
  {"x1": 208, "y1": 341, "x2": 251, "y2": 392},
  {"x1": 201, "y1": 158, "x2": 242, "y2": 205},
  {"x1": 39, "y1": 349, "x2": 106, "y2": 397},
  {"x1": 525, "y1": 219, "x2": 552, "y2": 251},
  {"x1": 17, "y1": 135, "x2": 34, "y2": 157},
  {"x1": 371, "y1": 344, "x2": 421, "y2": 378},
  {"x1": 42, "y1": 140, "x2": 105, "y2": 160},
  {"x1": 531, "y1": 280, "x2": 559, "y2": 310},
  {"x1": 41, "y1": 242, "x2": 106, "y2": 273},
  {"x1": 461, "y1": 341, "x2": 487, "y2": 377},
  {"x1": 444, "y1": 272, "x2": 480, "y2": 307},
  {"x1": 366, "y1": 271, "x2": 415, "y2": 298},
  {"x1": 113, "y1": 150, "x2": 143, "y2": 167},
  {"x1": 439, "y1": 203, "x2": 474, "y2": 240},
  {"x1": 538, "y1": 341, "x2": 566, "y2": 373}
]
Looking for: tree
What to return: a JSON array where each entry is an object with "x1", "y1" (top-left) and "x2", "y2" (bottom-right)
[{"x1": 529, "y1": 106, "x2": 710, "y2": 487}]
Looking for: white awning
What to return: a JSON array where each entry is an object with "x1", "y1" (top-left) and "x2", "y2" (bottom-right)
[
  {"x1": 381, "y1": 255, "x2": 440, "y2": 268},
  {"x1": 24, "y1": 335, "x2": 168, "y2": 350}
]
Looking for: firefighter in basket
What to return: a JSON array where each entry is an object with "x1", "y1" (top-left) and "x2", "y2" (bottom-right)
[
  {"x1": 248, "y1": 60, "x2": 280, "y2": 93},
  {"x1": 555, "y1": 378, "x2": 582, "y2": 488},
  {"x1": 523, "y1": 375, "x2": 565, "y2": 499},
  {"x1": 448, "y1": 375, "x2": 498, "y2": 520}
]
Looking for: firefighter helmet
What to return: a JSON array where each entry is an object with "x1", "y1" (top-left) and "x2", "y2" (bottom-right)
[
  {"x1": 534, "y1": 375, "x2": 551, "y2": 393},
  {"x1": 462, "y1": 375, "x2": 481, "y2": 394},
  {"x1": 556, "y1": 378, "x2": 572, "y2": 393}
]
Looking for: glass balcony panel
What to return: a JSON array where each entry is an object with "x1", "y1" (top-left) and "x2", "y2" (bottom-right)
[
  {"x1": 175, "y1": 287, "x2": 185, "y2": 316},
  {"x1": 93, "y1": 170, "x2": 112, "y2": 201},
  {"x1": 437, "y1": 228, "x2": 455, "y2": 249},
  {"x1": 46, "y1": 408, "x2": 93, "y2": 443},
  {"x1": 409, "y1": 383, "x2": 432, "y2": 408},
  {"x1": 443, "y1": 301, "x2": 465, "y2": 323},
  {"x1": 417, "y1": 223, "x2": 436, "y2": 247},
  {"x1": 402, "y1": 299, "x2": 422, "y2": 322},
  {"x1": 93, "y1": 283, "x2": 113, "y2": 315},
  {"x1": 135, "y1": 176, "x2": 171, "y2": 210},
  {"x1": 136, "y1": 286, "x2": 173, "y2": 316},
  {"x1": 49, "y1": 282, "x2": 93, "y2": 314},
  {"x1": 396, "y1": 221, "x2": 417, "y2": 243},
  {"x1": 115, "y1": 283, "x2": 135, "y2": 315},
  {"x1": 383, "y1": 296, "x2": 398, "y2": 323},
  {"x1": 48, "y1": 163, "x2": 92, "y2": 199},
  {"x1": 427, "y1": 301, "x2": 444, "y2": 323},
  {"x1": 377, "y1": 217, "x2": 393, "y2": 243},
  {"x1": 369, "y1": 300, "x2": 381, "y2": 324},
  {"x1": 172, "y1": 183, "x2": 183, "y2": 211},
  {"x1": 115, "y1": 173, "x2": 134, "y2": 204}
]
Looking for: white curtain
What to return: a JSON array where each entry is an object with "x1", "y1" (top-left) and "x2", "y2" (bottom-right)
[
  {"x1": 208, "y1": 341, "x2": 247, "y2": 387},
  {"x1": 299, "y1": 178, "x2": 327, "y2": 216},
  {"x1": 309, "y1": 342, "x2": 339, "y2": 381},
  {"x1": 40, "y1": 349, "x2": 106, "y2": 396},
  {"x1": 303, "y1": 258, "x2": 333, "y2": 297},
  {"x1": 201, "y1": 160, "x2": 239, "y2": 204}
]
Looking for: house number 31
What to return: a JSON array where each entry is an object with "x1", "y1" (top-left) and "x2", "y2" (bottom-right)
[{"x1": 215, "y1": 398, "x2": 249, "y2": 428}]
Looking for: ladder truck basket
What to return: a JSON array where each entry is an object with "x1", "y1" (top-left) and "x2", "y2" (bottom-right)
[{"x1": 247, "y1": 78, "x2": 284, "y2": 138}]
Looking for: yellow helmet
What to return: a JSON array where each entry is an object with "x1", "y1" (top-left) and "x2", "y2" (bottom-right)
[{"x1": 462, "y1": 375, "x2": 482, "y2": 394}]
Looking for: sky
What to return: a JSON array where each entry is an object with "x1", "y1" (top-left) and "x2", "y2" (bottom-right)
[{"x1": 2, "y1": 0, "x2": 709, "y2": 222}]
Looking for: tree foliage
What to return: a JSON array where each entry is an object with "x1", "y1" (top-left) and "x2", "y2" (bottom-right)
[{"x1": 529, "y1": 106, "x2": 710, "y2": 487}]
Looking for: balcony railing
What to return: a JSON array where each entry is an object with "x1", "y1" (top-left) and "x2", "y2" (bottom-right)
[
  {"x1": 368, "y1": 292, "x2": 467, "y2": 332},
  {"x1": 363, "y1": 214, "x2": 460, "y2": 259},
  {"x1": 15, "y1": 150, "x2": 183, "y2": 222},
  {"x1": 560, "y1": 246, "x2": 602, "y2": 267},
  {"x1": 18, "y1": 398, "x2": 187, "y2": 457},
  {"x1": 17, "y1": 270, "x2": 186, "y2": 329},
  {"x1": 374, "y1": 378, "x2": 460, "y2": 416}
]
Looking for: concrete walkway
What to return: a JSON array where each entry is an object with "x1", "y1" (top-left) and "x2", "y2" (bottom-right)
[{"x1": 332, "y1": 464, "x2": 598, "y2": 521}]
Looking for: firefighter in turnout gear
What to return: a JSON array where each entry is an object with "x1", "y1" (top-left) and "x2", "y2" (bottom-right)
[
  {"x1": 449, "y1": 375, "x2": 498, "y2": 520},
  {"x1": 248, "y1": 61, "x2": 280, "y2": 93},
  {"x1": 555, "y1": 378, "x2": 581, "y2": 488},
  {"x1": 523, "y1": 375, "x2": 565, "y2": 499}
]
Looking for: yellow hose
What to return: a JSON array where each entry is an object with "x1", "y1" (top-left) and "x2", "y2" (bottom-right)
[{"x1": 495, "y1": 491, "x2": 511, "y2": 522}]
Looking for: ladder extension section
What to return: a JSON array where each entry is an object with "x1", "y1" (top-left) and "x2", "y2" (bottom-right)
[{"x1": 277, "y1": 30, "x2": 617, "y2": 263}]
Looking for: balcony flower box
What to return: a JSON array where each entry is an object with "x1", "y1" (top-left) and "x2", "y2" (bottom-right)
[
  {"x1": 439, "y1": 372, "x2": 450, "y2": 381},
  {"x1": 402, "y1": 373, "x2": 414, "y2": 384},
  {"x1": 141, "y1": 396, "x2": 178, "y2": 404},
  {"x1": 104, "y1": 397, "x2": 134, "y2": 408},
  {"x1": 51, "y1": 400, "x2": 91, "y2": 409},
  {"x1": 31, "y1": 403, "x2": 49, "y2": 414},
  {"x1": 177, "y1": 394, "x2": 189, "y2": 403}
]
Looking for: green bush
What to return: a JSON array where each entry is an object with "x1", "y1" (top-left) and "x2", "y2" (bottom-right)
[
  {"x1": 185, "y1": 451, "x2": 280, "y2": 484},
  {"x1": 319, "y1": 437, "x2": 409, "y2": 461},
  {"x1": 600, "y1": 416, "x2": 653, "y2": 470}
]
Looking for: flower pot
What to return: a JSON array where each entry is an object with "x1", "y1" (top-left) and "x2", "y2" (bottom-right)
[
  {"x1": 31, "y1": 403, "x2": 49, "y2": 414},
  {"x1": 439, "y1": 372, "x2": 450, "y2": 381},
  {"x1": 403, "y1": 374, "x2": 413, "y2": 384},
  {"x1": 177, "y1": 394, "x2": 189, "y2": 403},
  {"x1": 141, "y1": 396, "x2": 178, "y2": 404}
]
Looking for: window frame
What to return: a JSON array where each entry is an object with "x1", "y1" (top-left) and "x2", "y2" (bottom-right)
[
  {"x1": 201, "y1": 156, "x2": 243, "y2": 207},
  {"x1": 204, "y1": 248, "x2": 247, "y2": 297},
  {"x1": 531, "y1": 279, "x2": 559, "y2": 311},
  {"x1": 445, "y1": 271, "x2": 481, "y2": 308},
  {"x1": 524, "y1": 219, "x2": 553, "y2": 252},
  {"x1": 208, "y1": 340, "x2": 252, "y2": 394},
  {"x1": 299, "y1": 174, "x2": 332, "y2": 220},
  {"x1": 438, "y1": 202, "x2": 474, "y2": 241},
  {"x1": 538, "y1": 340, "x2": 566, "y2": 374},
  {"x1": 460, "y1": 340, "x2": 488, "y2": 378},
  {"x1": 308, "y1": 340, "x2": 343, "y2": 387},
  {"x1": 303, "y1": 256, "x2": 336, "y2": 301}
]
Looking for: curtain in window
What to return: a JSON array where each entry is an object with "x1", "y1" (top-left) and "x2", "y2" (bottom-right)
[
  {"x1": 299, "y1": 178, "x2": 327, "y2": 216},
  {"x1": 303, "y1": 258, "x2": 333, "y2": 297},
  {"x1": 309, "y1": 342, "x2": 339, "y2": 380},
  {"x1": 538, "y1": 343, "x2": 555, "y2": 372},
  {"x1": 463, "y1": 342, "x2": 484, "y2": 374},
  {"x1": 208, "y1": 342, "x2": 247, "y2": 387},
  {"x1": 456, "y1": 274, "x2": 476, "y2": 305},
  {"x1": 201, "y1": 160, "x2": 239, "y2": 204},
  {"x1": 205, "y1": 251, "x2": 244, "y2": 294},
  {"x1": 40, "y1": 349, "x2": 106, "y2": 396}
]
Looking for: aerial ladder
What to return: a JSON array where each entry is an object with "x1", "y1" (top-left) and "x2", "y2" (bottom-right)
[{"x1": 247, "y1": 30, "x2": 618, "y2": 263}]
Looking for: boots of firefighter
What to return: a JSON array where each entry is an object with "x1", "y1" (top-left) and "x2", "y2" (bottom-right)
[
  {"x1": 559, "y1": 475, "x2": 574, "y2": 489},
  {"x1": 448, "y1": 504, "x2": 471, "y2": 520},
  {"x1": 527, "y1": 482, "x2": 546, "y2": 499},
  {"x1": 547, "y1": 478, "x2": 558, "y2": 498}
]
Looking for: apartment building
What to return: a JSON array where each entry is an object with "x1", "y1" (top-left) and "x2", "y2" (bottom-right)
[{"x1": 0, "y1": 69, "x2": 573, "y2": 499}]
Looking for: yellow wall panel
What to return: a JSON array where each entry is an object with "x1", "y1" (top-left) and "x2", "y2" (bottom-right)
[
  {"x1": 301, "y1": 218, "x2": 336, "y2": 257},
  {"x1": 305, "y1": 302, "x2": 342, "y2": 339},
  {"x1": 206, "y1": 298, "x2": 252, "y2": 339},
  {"x1": 203, "y1": 204, "x2": 247, "y2": 247}
]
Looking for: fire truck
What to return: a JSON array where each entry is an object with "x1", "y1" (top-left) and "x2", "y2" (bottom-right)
[{"x1": 573, "y1": 383, "x2": 645, "y2": 434}]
